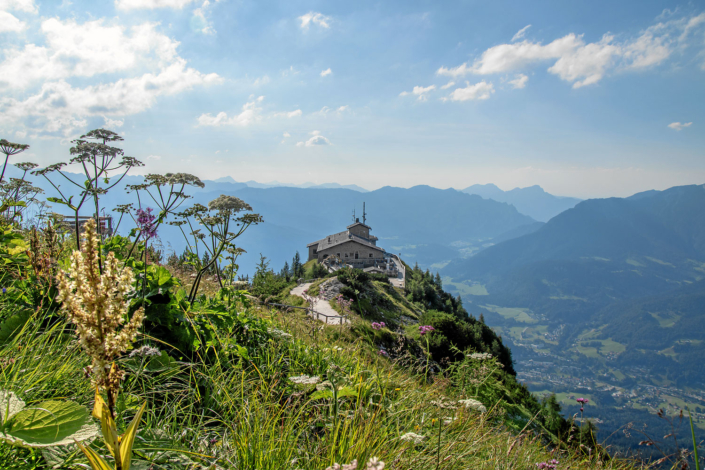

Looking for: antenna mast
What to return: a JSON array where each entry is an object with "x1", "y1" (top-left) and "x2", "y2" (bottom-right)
[
  {"x1": 352, "y1": 208, "x2": 356, "y2": 223},
  {"x1": 363, "y1": 202, "x2": 366, "y2": 225}
]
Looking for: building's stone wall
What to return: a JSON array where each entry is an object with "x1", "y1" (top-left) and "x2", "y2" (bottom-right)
[
  {"x1": 348, "y1": 224, "x2": 370, "y2": 239},
  {"x1": 316, "y1": 240, "x2": 383, "y2": 267}
]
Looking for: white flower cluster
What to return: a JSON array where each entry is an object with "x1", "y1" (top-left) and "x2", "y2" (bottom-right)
[
  {"x1": 56, "y1": 219, "x2": 144, "y2": 390},
  {"x1": 289, "y1": 375, "x2": 321, "y2": 385},
  {"x1": 129, "y1": 345, "x2": 161, "y2": 358},
  {"x1": 469, "y1": 352, "x2": 493, "y2": 360},
  {"x1": 457, "y1": 398, "x2": 487, "y2": 413},
  {"x1": 267, "y1": 327, "x2": 292, "y2": 340},
  {"x1": 326, "y1": 457, "x2": 384, "y2": 470},
  {"x1": 400, "y1": 432, "x2": 426, "y2": 444}
]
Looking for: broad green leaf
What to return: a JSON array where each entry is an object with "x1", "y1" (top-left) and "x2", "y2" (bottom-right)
[
  {"x1": 120, "y1": 401, "x2": 147, "y2": 470},
  {"x1": 92, "y1": 388, "x2": 106, "y2": 421},
  {"x1": 0, "y1": 310, "x2": 32, "y2": 344},
  {"x1": 4, "y1": 399, "x2": 99, "y2": 447},
  {"x1": 100, "y1": 403, "x2": 119, "y2": 459},
  {"x1": 310, "y1": 390, "x2": 333, "y2": 401},
  {"x1": 0, "y1": 390, "x2": 25, "y2": 425},
  {"x1": 337, "y1": 387, "x2": 358, "y2": 399}
]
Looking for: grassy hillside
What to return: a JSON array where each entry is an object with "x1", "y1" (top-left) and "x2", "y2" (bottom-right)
[{"x1": 0, "y1": 226, "x2": 640, "y2": 469}]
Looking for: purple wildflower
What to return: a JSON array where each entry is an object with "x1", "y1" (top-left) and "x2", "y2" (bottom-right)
[
  {"x1": 536, "y1": 460, "x2": 559, "y2": 469},
  {"x1": 1, "y1": 288, "x2": 5, "y2": 294},
  {"x1": 136, "y1": 207, "x2": 157, "y2": 240},
  {"x1": 371, "y1": 321, "x2": 386, "y2": 330},
  {"x1": 576, "y1": 398, "x2": 589, "y2": 405},
  {"x1": 378, "y1": 349, "x2": 388, "y2": 356},
  {"x1": 419, "y1": 325, "x2": 435, "y2": 336}
]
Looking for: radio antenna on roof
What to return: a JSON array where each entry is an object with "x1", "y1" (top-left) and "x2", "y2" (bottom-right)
[{"x1": 363, "y1": 202, "x2": 366, "y2": 225}]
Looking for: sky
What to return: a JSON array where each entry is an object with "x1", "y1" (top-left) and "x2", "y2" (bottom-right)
[{"x1": 0, "y1": 0, "x2": 704, "y2": 199}]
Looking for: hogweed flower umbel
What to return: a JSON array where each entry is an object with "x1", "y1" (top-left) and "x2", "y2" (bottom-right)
[{"x1": 56, "y1": 219, "x2": 144, "y2": 411}]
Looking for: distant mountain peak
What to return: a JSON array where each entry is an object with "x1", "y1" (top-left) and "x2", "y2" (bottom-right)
[
  {"x1": 461, "y1": 183, "x2": 581, "y2": 222},
  {"x1": 213, "y1": 176, "x2": 237, "y2": 183}
]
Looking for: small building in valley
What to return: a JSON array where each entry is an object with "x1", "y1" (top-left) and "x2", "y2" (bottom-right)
[{"x1": 307, "y1": 218, "x2": 386, "y2": 269}]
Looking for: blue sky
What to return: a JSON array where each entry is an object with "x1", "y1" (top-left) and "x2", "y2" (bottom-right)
[{"x1": 0, "y1": 0, "x2": 703, "y2": 198}]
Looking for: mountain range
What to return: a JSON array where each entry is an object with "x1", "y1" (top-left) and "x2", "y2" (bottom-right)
[{"x1": 462, "y1": 183, "x2": 582, "y2": 222}]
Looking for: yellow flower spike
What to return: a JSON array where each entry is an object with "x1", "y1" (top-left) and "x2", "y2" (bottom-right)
[
  {"x1": 119, "y1": 401, "x2": 147, "y2": 470},
  {"x1": 76, "y1": 440, "x2": 113, "y2": 470}
]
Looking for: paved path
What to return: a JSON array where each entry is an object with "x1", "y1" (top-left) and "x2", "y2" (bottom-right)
[
  {"x1": 389, "y1": 257, "x2": 406, "y2": 289},
  {"x1": 289, "y1": 281, "x2": 349, "y2": 325}
]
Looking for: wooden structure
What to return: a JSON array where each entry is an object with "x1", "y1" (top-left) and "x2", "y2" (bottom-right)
[{"x1": 59, "y1": 215, "x2": 114, "y2": 236}]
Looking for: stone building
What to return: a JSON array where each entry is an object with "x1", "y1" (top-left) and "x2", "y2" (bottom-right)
[{"x1": 307, "y1": 218, "x2": 386, "y2": 269}]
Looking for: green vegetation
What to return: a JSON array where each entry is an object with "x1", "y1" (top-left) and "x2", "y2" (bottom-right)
[{"x1": 0, "y1": 133, "x2": 641, "y2": 469}]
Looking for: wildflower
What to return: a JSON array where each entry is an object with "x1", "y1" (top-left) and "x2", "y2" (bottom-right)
[
  {"x1": 1, "y1": 288, "x2": 5, "y2": 294},
  {"x1": 371, "y1": 321, "x2": 385, "y2": 330},
  {"x1": 458, "y1": 398, "x2": 487, "y2": 413},
  {"x1": 378, "y1": 349, "x2": 388, "y2": 356},
  {"x1": 267, "y1": 327, "x2": 293, "y2": 340},
  {"x1": 431, "y1": 399, "x2": 458, "y2": 410},
  {"x1": 419, "y1": 325, "x2": 435, "y2": 336},
  {"x1": 136, "y1": 207, "x2": 157, "y2": 240},
  {"x1": 469, "y1": 352, "x2": 492, "y2": 360},
  {"x1": 289, "y1": 375, "x2": 321, "y2": 385},
  {"x1": 56, "y1": 219, "x2": 144, "y2": 403},
  {"x1": 400, "y1": 432, "x2": 426, "y2": 444},
  {"x1": 129, "y1": 345, "x2": 161, "y2": 358},
  {"x1": 576, "y1": 398, "x2": 589, "y2": 404},
  {"x1": 536, "y1": 459, "x2": 559, "y2": 469}
]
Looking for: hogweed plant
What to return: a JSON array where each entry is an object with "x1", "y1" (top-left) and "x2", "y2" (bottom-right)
[{"x1": 56, "y1": 219, "x2": 147, "y2": 470}]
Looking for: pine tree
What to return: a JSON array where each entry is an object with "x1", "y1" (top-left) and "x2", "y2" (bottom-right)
[
  {"x1": 292, "y1": 251, "x2": 302, "y2": 278},
  {"x1": 281, "y1": 261, "x2": 290, "y2": 281},
  {"x1": 434, "y1": 272, "x2": 442, "y2": 288}
]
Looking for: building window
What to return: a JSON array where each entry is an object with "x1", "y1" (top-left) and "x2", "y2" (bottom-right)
[
  {"x1": 336, "y1": 253, "x2": 340, "y2": 258},
  {"x1": 369, "y1": 253, "x2": 373, "y2": 258},
  {"x1": 345, "y1": 253, "x2": 348, "y2": 258}
]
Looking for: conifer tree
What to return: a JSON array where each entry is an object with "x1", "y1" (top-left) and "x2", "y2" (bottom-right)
[{"x1": 292, "y1": 251, "x2": 302, "y2": 278}]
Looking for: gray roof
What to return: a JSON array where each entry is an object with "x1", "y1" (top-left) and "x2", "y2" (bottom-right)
[
  {"x1": 347, "y1": 221, "x2": 371, "y2": 230},
  {"x1": 308, "y1": 230, "x2": 385, "y2": 253}
]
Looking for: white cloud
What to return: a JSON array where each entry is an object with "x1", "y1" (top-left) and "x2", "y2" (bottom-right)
[
  {"x1": 440, "y1": 81, "x2": 455, "y2": 89},
  {"x1": 1, "y1": 60, "x2": 221, "y2": 135},
  {"x1": 511, "y1": 24, "x2": 531, "y2": 42},
  {"x1": 146, "y1": 155, "x2": 161, "y2": 160},
  {"x1": 0, "y1": 0, "x2": 37, "y2": 13},
  {"x1": 0, "y1": 17, "x2": 219, "y2": 135},
  {"x1": 0, "y1": 11, "x2": 26, "y2": 33},
  {"x1": 436, "y1": 13, "x2": 705, "y2": 88},
  {"x1": 115, "y1": 0, "x2": 198, "y2": 10},
  {"x1": 320, "y1": 68, "x2": 332, "y2": 77},
  {"x1": 508, "y1": 73, "x2": 528, "y2": 89},
  {"x1": 668, "y1": 121, "x2": 692, "y2": 131},
  {"x1": 253, "y1": 75, "x2": 270, "y2": 86},
  {"x1": 191, "y1": 5, "x2": 215, "y2": 35},
  {"x1": 297, "y1": 131, "x2": 331, "y2": 147},
  {"x1": 15, "y1": 130, "x2": 26, "y2": 138},
  {"x1": 282, "y1": 132, "x2": 291, "y2": 137},
  {"x1": 298, "y1": 11, "x2": 331, "y2": 29},
  {"x1": 445, "y1": 81, "x2": 494, "y2": 101},
  {"x1": 399, "y1": 84, "x2": 436, "y2": 101},
  {"x1": 337, "y1": 105, "x2": 349, "y2": 112},
  {"x1": 0, "y1": 19, "x2": 180, "y2": 89},
  {"x1": 197, "y1": 97, "x2": 263, "y2": 127},
  {"x1": 103, "y1": 116, "x2": 124, "y2": 128},
  {"x1": 274, "y1": 109, "x2": 302, "y2": 118}
]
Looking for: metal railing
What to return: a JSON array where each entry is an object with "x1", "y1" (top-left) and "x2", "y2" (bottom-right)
[{"x1": 253, "y1": 298, "x2": 348, "y2": 325}]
